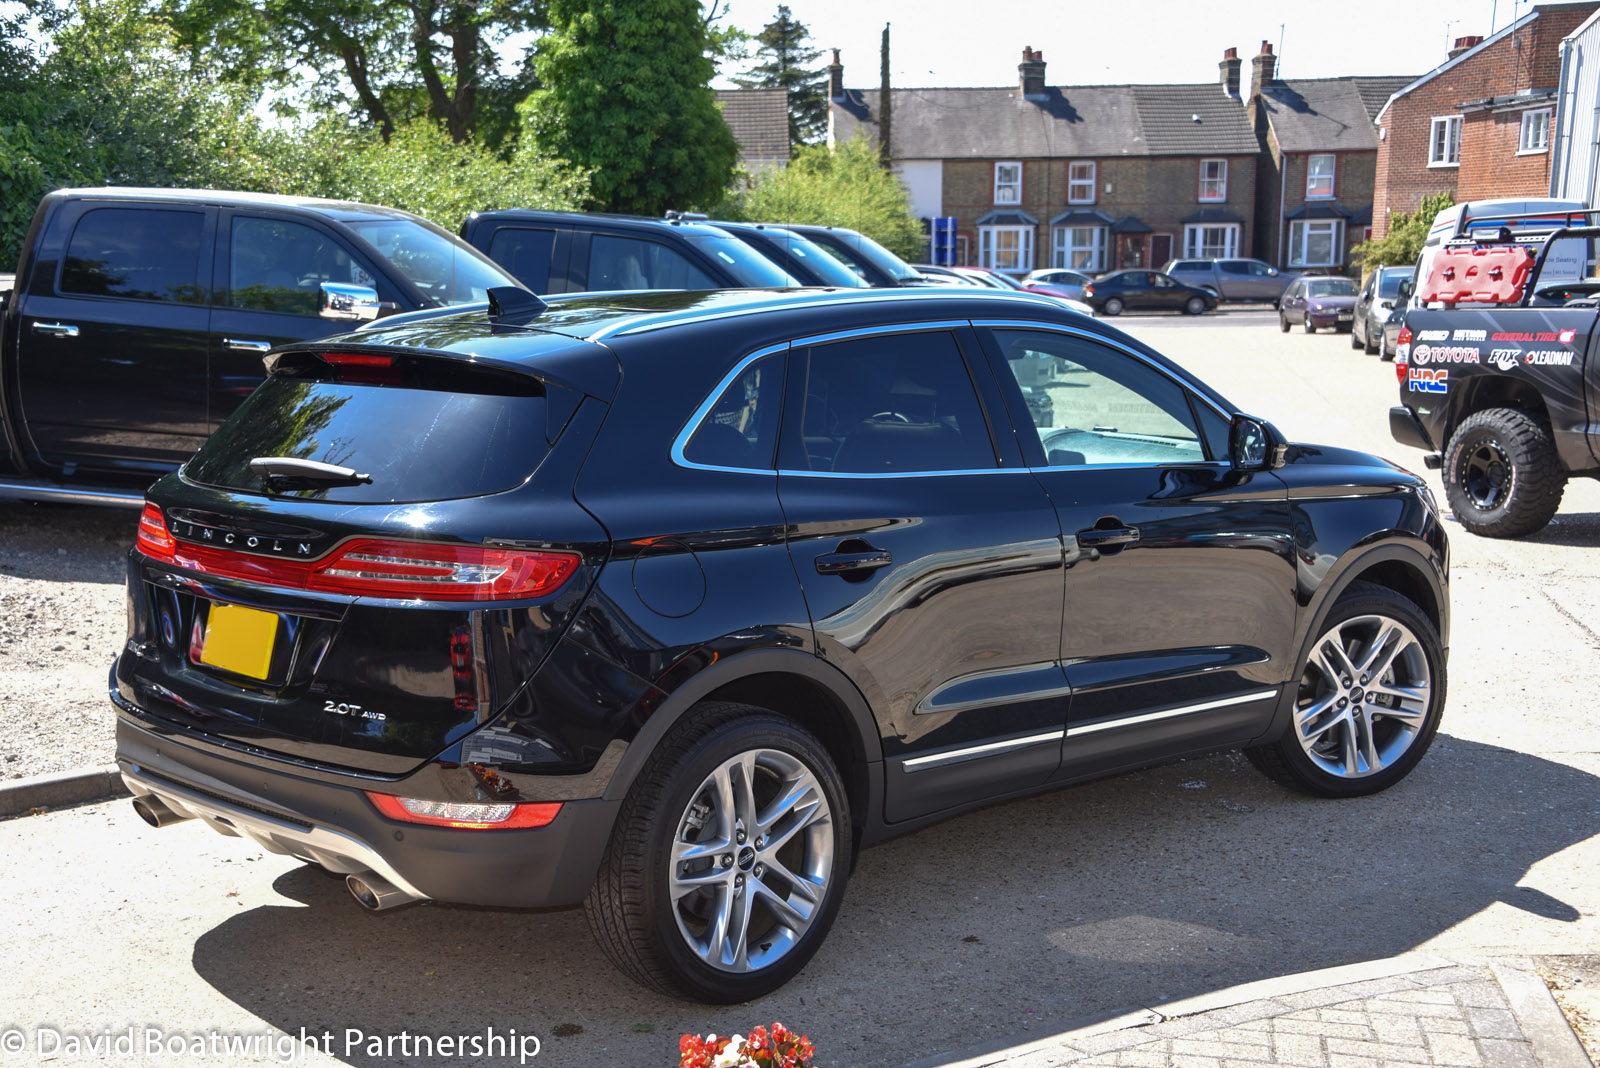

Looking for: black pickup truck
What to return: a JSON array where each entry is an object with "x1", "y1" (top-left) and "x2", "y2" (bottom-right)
[
  {"x1": 0, "y1": 188, "x2": 523, "y2": 507},
  {"x1": 1389, "y1": 215, "x2": 1600, "y2": 537}
]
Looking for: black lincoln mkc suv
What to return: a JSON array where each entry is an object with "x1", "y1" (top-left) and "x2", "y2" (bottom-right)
[{"x1": 114, "y1": 286, "x2": 1449, "y2": 1002}]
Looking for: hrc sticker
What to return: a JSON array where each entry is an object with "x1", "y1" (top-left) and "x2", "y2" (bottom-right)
[{"x1": 1409, "y1": 368, "x2": 1449, "y2": 393}]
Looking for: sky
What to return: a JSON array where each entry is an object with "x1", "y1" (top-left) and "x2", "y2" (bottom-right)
[{"x1": 708, "y1": 0, "x2": 1559, "y2": 90}]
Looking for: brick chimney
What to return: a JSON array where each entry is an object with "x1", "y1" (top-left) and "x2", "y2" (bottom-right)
[
  {"x1": 1019, "y1": 46, "x2": 1047, "y2": 99},
  {"x1": 1219, "y1": 46, "x2": 1242, "y2": 99},
  {"x1": 1447, "y1": 35, "x2": 1484, "y2": 61},
  {"x1": 1249, "y1": 40, "x2": 1276, "y2": 101},
  {"x1": 827, "y1": 48, "x2": 843, "y2": 100}
]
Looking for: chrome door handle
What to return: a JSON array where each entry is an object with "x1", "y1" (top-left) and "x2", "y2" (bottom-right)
[
  {"x1": 32, "y1": 322, "x2": 79, "y2": 338},
  {"x1": 1076, "y1": 525, "x2": 1140, "y2": 549},
  {"x1": 224, "y1": 338, "x2": 273, "y2": 353},
  {"x1": 815, "y1": 548, "x2": 893, "y2": 575}
]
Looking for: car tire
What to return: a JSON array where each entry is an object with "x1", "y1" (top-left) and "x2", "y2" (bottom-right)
[
  {"x1": 1441, "y1": 408, "x2": 1566, "y2": 538},
  {"x1": 1102, "y1": 297, "x2": 1124, "y2": 316},
  {"x1": 1279, "y1": 313, "x2": 1290, "y2": 333},
  {"x1": 1184, "y1": 296, "x2": 1207, "y2": 316},
  {"x1": 1246, "y1": 581, "x2": 1445, "y2": 798},
  {"x1": 1303, "y1": 316, "x2": 1316, "y2": 334},
  {"x1": 585, "y1": 701, "x2": 851, "y2": 1003},
  {"x1": 1350, "y1": 323, "x2": 1363, "y2": 349},
  {"x1": 1363, "y1": 322, "x2": 1379, "y2": 355}
]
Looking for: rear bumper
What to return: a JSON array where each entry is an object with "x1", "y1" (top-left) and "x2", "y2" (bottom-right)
[
  {"x1": 1389, "y1": 405, "x2": 1438, "y2": 456},
  {"x1": 115, "y1": 715, "x2": 619, "y2": 909}
]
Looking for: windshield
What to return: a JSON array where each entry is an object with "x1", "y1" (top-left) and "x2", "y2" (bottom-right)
[
  {"x1": 766, "y1": 231, "x2": 869, "y2": 287},
  {"x1": 1377, "y1": 270, "x2": 1408, "y2": 298},
  {"x1": 682, "y1": 233, "x2": 799, "y2": 287},
  {"x1": 1307, "y1": 278, "x2": 1357, "y2": 298},
  {"x1": 348, "y1": 218, "x2": 518, "y2": 306},
  {"x1": 812, "y1": 229, "x2": 923, "y2": 283}
]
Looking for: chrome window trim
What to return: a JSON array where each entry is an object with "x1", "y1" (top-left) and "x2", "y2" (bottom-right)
[
  {"x1": 1065, "y1": 688, "x2": 1279, "y2": 738},
  {"x1": 900, "y1": 729, "x2": 1065, "y2": 773},
  {"x1": 972, "y1": 317, "x2": 1235, "y2": 470},
  {"x1": 670, "y1": 320, "x2": 995, "y2": 477}
]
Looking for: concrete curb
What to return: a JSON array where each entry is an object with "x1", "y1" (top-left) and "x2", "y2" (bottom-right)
[
  {"x1": 0, "y1": 764, "x2": 127, "y2": 818},
  {"x1": 901, "y1": 952, "x2": 1590, "y2": 1068}
]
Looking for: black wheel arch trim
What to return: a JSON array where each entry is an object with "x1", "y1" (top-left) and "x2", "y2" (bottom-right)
[
  {"x1": 1252, "y1": 539, "x2": 1448, "y2": 749},
  {"x1": 598, "y1": 646, "x2": 886, "y2": 845}
]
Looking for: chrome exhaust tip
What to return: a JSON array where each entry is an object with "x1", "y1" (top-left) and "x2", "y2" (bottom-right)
[
  {"x1": 132, "y1": 795, "x2": 191, "y2": 828},
  {"x1": 346, "y1": 872, "x2": 418, "y2": 911}
]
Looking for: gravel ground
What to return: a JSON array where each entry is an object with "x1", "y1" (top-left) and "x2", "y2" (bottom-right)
[{"x1": 0, "y1": 501, "x2": 135, "y2": 780}]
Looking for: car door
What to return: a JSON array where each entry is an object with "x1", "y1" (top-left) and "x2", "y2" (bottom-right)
[
  {"x1": 1150, "y1": 273, "x2": 1187, "y2": 310},
  {"x1": 1113, "y1": 271, "x2": 1149, "y2": 309},
  {"x1": 483, "y1": 226, "x2": 568, "y2": 293},
  {"x1": 974, "y1": 322, "x2": 1297, "y2": 779},
  {"x1": 13, "y1": 200, "x2": 214, "y2": 475},
  {"x1": 775, "y1": 323, "x2": 1067, "y2": 823},
  {"x1": 1354, "y1": 272, "x2": 1376, "y2": 339},
  {"x1": 208, "y1": 211, "x2": 402, "y2": 428},
  {"x1": 571, "y1": 231, "x2": 726, "y2": 292},
  {"x1": 1282, "y1": 279, "x2": 1304, "y2": 323}
]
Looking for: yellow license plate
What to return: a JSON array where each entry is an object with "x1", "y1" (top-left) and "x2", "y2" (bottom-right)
[{"x1": 199, "y1": 603, "x2": 278, "y2": 679}]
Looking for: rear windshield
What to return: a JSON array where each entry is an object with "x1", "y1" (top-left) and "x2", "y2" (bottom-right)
[
  {"x1": 681, "y1": 233, "x2": 798, "y2": 287},
  {"x1": 185, "y1": 376, "x2": 550, "y2": 503},
  {"x1": 1307, "y1": 278, "x2": 1357, "y2": 297},
  {"x1": 766, "y1": 232, "x2": 869, "y2": 287},
  {"x1": 347, "y1": 218, "x2": 518, "y2": 306}
]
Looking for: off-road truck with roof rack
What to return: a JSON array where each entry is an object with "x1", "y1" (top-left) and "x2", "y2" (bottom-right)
[{"x1": 1389, "y1": 208, "x2": 1600, "y2": 538}]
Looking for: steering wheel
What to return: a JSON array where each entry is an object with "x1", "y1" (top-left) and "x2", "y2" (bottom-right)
[{"x1": 868, "y1": 411, "x2": 912, "y2": 423}]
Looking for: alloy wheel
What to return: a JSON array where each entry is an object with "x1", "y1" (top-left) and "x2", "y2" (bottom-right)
[
  {"x1": 1293, "y1": 613, "x2": 1432, "y2": 779},
  {"x1": 668, "y1": 748, "x2": 835, "y2": 973},
  {"x1": 1458, "y1": 437, "x2": 1513, "y2": 510}
]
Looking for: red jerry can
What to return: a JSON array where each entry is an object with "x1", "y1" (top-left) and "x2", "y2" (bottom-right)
[{"x1": 1420, "y1": 245, "x2": 1538, "y2": 304}]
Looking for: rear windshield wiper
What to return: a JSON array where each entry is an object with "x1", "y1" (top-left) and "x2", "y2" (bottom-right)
[{"x1": 249, "y1": 456, "x2": 372, "y2": 492}]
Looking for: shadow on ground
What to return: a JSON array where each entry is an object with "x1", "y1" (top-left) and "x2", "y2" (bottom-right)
[
  {"x1": 189, "y1": 736, "x2": 1600, "y2": 1067},
  {"x1": 0, "y1": 502, "x2": 130, "y2": 583}
]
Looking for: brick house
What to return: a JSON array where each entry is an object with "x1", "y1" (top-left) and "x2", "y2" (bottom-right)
[
  {"x1": 1245, "y1": 43, "x2": 1409, "y2": 271},
  {"x1": 827, "y1": 49, "x2": 1259, "y2": 274},
  {"x1": 1372, "y1": 1, "x2": 1599, "y2": 238}
]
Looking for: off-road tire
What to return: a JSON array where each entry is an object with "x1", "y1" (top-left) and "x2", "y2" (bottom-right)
[
  {"x1": 1442, "y1": 408, "x2": 1565, "y2": 538},
  {"x1": 1246, "y1": 582, "x2": 1445, "y2": 798},
  {"x1": 584, "y1": 702, "x2": 851, "y2": 1003}
]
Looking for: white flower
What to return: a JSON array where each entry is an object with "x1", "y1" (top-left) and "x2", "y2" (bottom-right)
[{"x1": 712, "y1": 1035, "x2": 749, "y2": 1067}]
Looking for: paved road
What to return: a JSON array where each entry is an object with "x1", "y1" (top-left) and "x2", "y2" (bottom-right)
[{"x1": 2, "y1": 309, "x2": 1598, "y2": 1068}]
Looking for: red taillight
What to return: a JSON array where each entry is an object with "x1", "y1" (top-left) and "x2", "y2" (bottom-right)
[
  {"x1": 1083, "y1": 284, "x2": 1095, "y2": 297},
  {"x1": 308, "y1": 540, "x2": 579, "y2": 600},
  {"x1": 1395, "y1": 325, "x2": 1412, "y2": 384},
  {"x1": 159, "y1": 536, "x2": 579, "y2": 602},
  {"x1": 135, "y1": 503, "x2": 176, "y2": 560},
  {"x1": 320, "y1": 351, "x2": 398, "y2": 385},
  {"x1": 365, "y1": 792, "x2": 561, "y2": 830}
]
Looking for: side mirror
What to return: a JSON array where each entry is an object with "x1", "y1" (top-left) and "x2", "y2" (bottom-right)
[
  {"x1": 1268, "y1": 268, "x2": 1279, "y2": 276},
  {"x1": 1380, "y1": 299, "x2": 1394, "y2": 309},
  {"x1": 320, "y1": 282, "x2": 381, "y2": 322},
  {"x1": 1231, "y1": 414, "x2": 1289, "y2": 471}
]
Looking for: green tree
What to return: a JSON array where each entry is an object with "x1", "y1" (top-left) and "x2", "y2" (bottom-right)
[
  {"x1": 729, "y1": 137, "x2": 921, "y2": 260},
  {"x1": 520, "y1": 0, "x2": 738, "y2": 215},
  {"x1": 164, "y1": 0, "x2": 544, "y2": 143},
  {"x1": 733, "y1": 5, "x2": 825, "y2": 147},
  {"x1": 1353, "y1": 192, "x2": 1454, "y2": 270}
]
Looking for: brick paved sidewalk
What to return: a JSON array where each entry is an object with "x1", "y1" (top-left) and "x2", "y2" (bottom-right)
[{"x1": 910, "y1": 956, "x2": 1592, "y2": 1068}]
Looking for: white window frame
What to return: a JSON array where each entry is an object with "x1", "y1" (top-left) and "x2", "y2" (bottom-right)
[
  {"x1": 1519, "y1": 108, "x2": 1552, "y2": 154},
  {"x1": 1067, "y1": 161, "x2": 1096, "y2": 205},
  {"x1": 1198, "y1": 159, "x2": 1227, "y2": 202},
  {"x1": 994, "y1": 162, "x2": 1022, "y2": 205},
  {"x1": 1182, "y1": 223, "x2": 1239, "y2": 259},
  {"x1": 1288, "y1": 219, "x2": 1344, "y2": 268},
  {"x1": 979, "y1": 225, "x2": 1034, "y2": 273},
  {"x1": 1306, "y1": 154, "x2": 1335, "y2": 199},
  {"x1": 1052, "y1": 225, "x2": 1106, "y2": 271},
  {"x1": 1428, "y1": 115, "x2": 1461, "y2": 167}
]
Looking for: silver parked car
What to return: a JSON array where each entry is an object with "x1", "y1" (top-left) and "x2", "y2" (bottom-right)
[
  {"x1": 1160, "y1": 257, "x2": 1296, "y2": 305},
  {"x1": 1352, "y1": 265, "x2": 1412, "y2": 357}
]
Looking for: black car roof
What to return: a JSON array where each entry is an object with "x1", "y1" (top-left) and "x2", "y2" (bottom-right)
[{"x1": 464, "y1": 209, "x2": 736, "y2": 239}]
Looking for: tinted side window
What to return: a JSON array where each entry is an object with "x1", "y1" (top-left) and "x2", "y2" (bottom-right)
[
  {"x1": 229, "y1": 217, "x2": 371, "y2": 315},
  {"x1": 1248, "y1": 261, "x2": 1273, "y2": 276},
  {"x1": 798, "y1": 331, "x2": 996, "y2": 474},
  {"x1": 488, "y1": 227, "x2": 556, "y2": 292},
  {"x1": 990, "y1": 329, "x2": 1205, "y2": 466},
  {"x1": 60, "y1": 208, "x2": 205, "y2": 303},
  {"x1": 589, "y1": 234, "x2": 718, "y2": 291},
  {"x1": 1219, "y1": 260, "x2": 1250, "y2": 274},
  {"x1": 682, "y1": 354, "x2": 783, "y2": 470}
]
